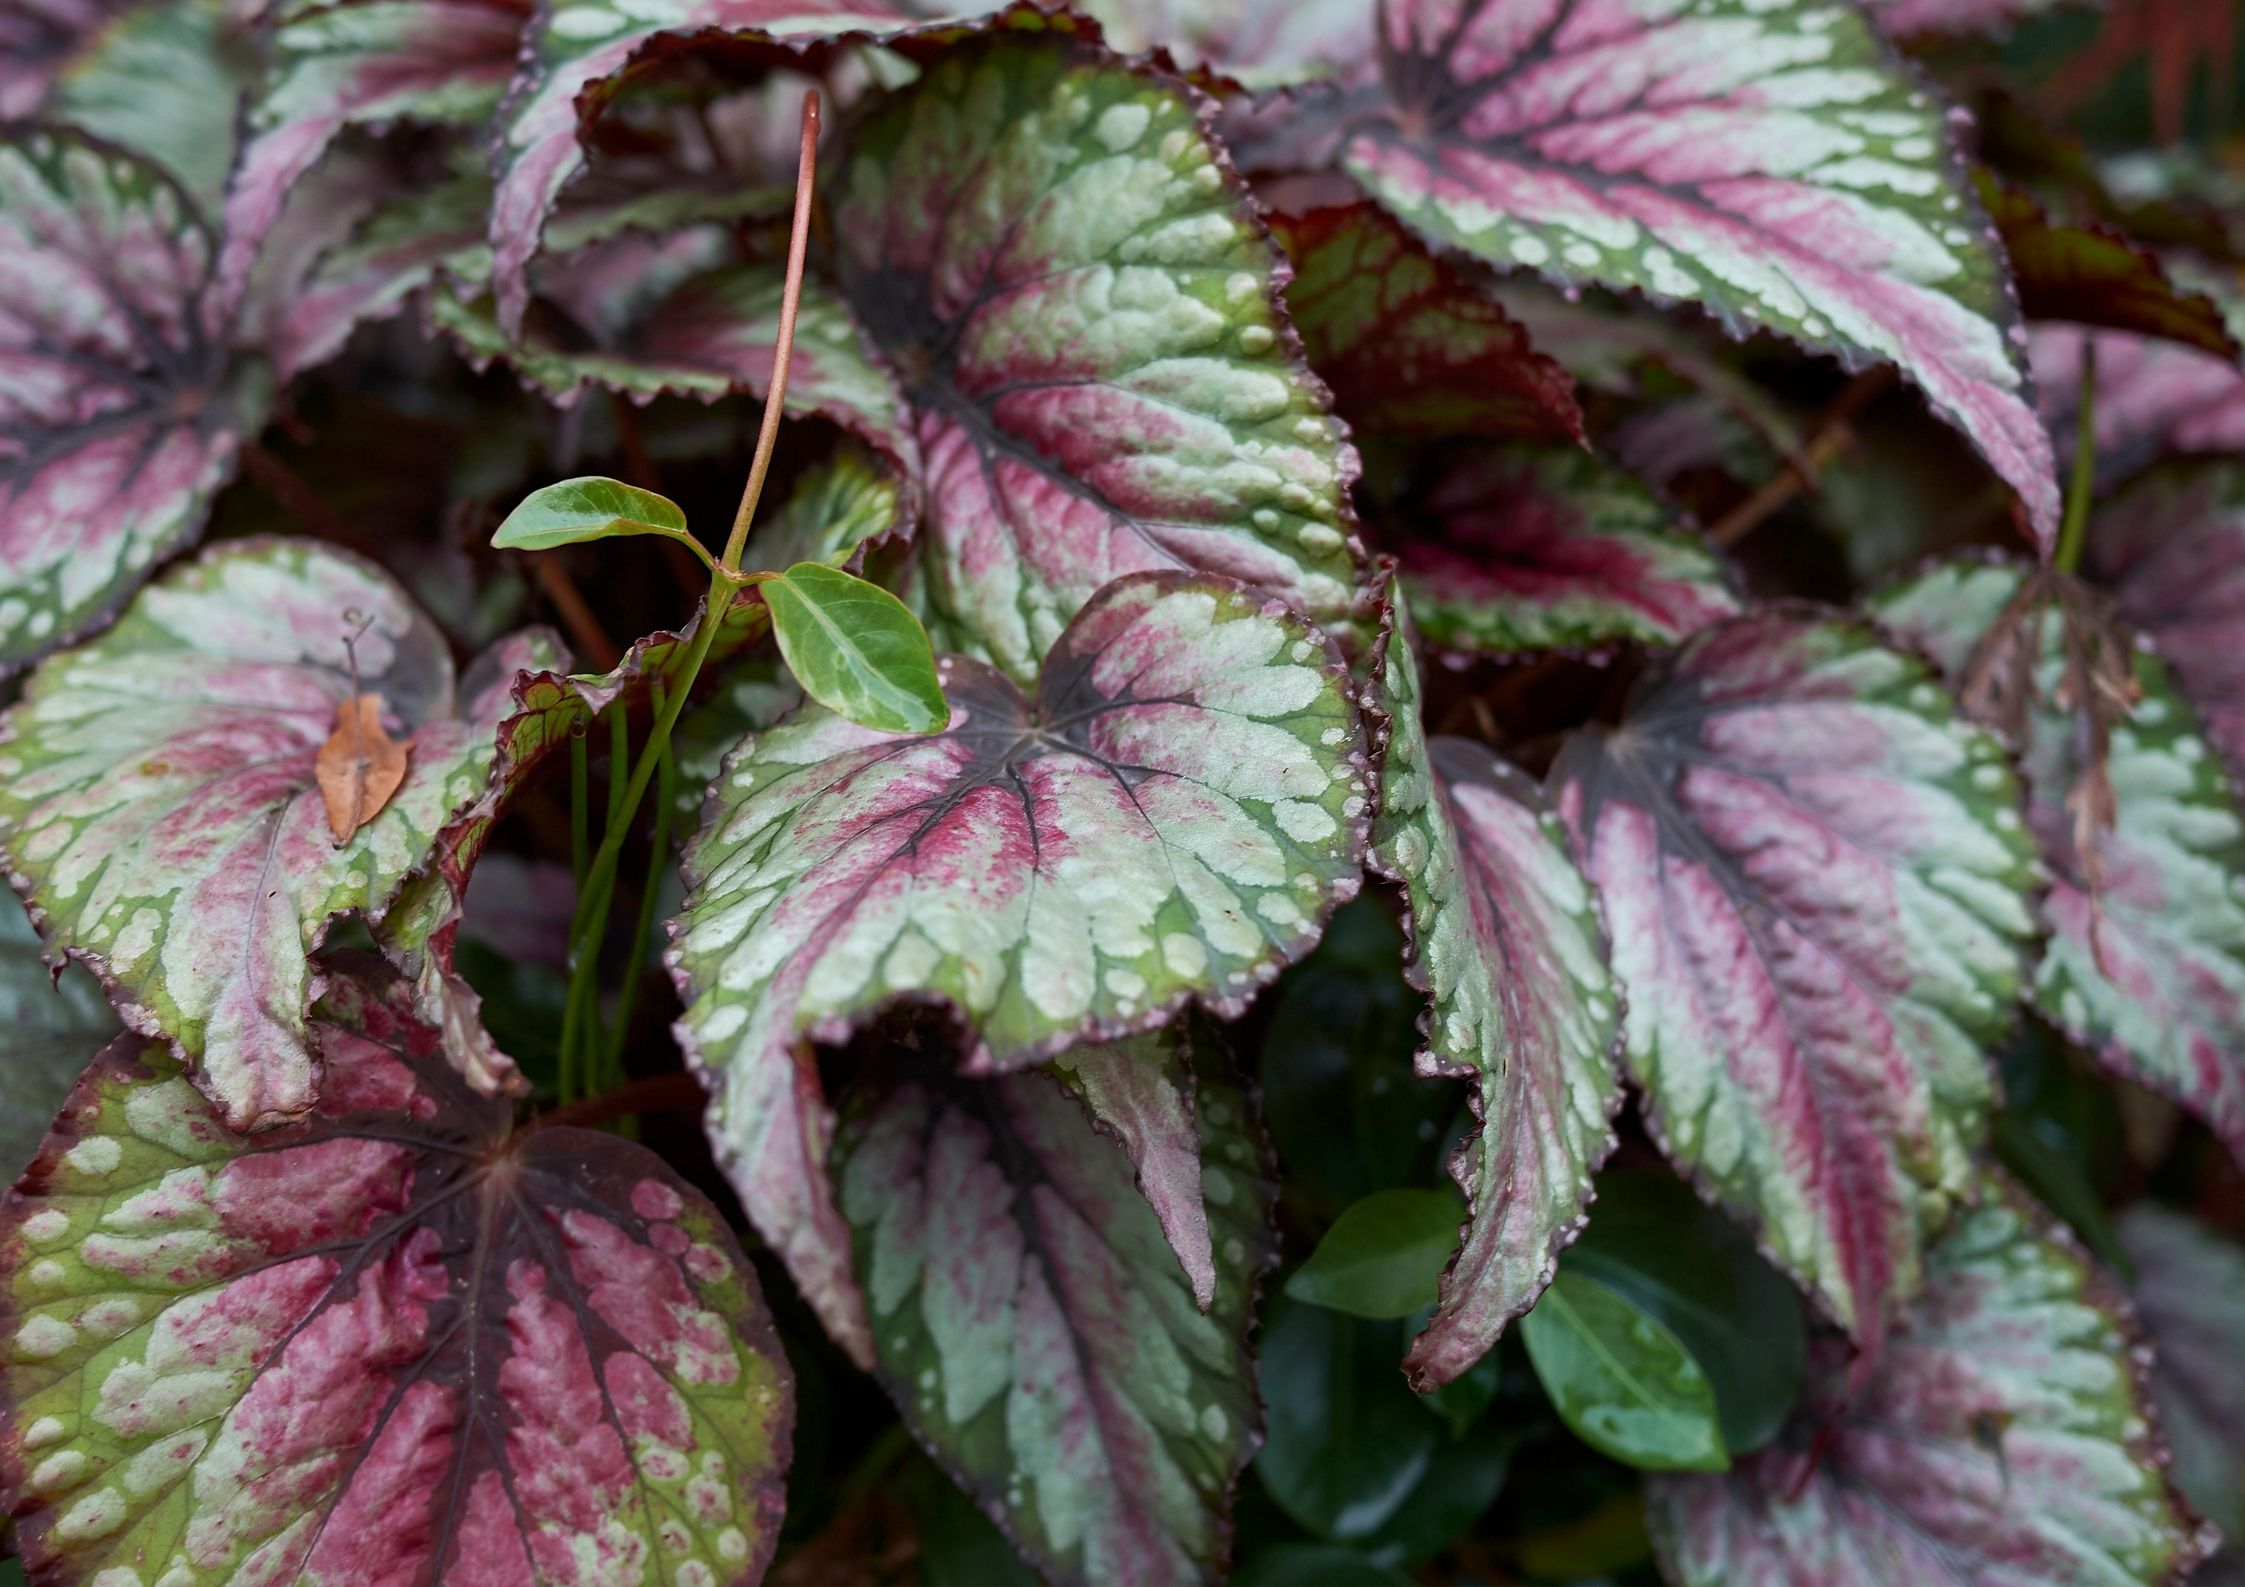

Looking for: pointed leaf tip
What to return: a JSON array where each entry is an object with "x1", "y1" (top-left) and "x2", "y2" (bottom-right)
[
  {"x1": 491, "y1": 476, "x2": 706, "y2": 561},
  {"x1": 763, "y1": 563, "x2": 947, "y2": 735}
]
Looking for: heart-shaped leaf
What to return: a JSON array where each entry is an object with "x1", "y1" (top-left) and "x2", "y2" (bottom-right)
[
  {"x1": 2090, "y1": 459, "x2": 2245, "y2": 788},
  {"x1": 1985, "y1": 178, "x2": 2240, "y2": 358},
  {"x1": 1242, "y1": 0, "x2": 2062, "y2": 550},
  {"x1": 0, "y1": 127, "x2": 268, "y2": 671},
  {"x1": 1270, "y1": 202, "x2": 1584, "y2": 447},
  {"x1": 1370, "y1": 590, "x2": 1622, "y2": 1387},
  {"x1": 1648, "y1": 1185, "x2": 2216, "y2": 1586},
  {"x1": 762, "y1": 561, "x2": 947, "y2": 734},
  {"x1": 0, "y1": 539, "x2": 561, "y2": 1129},
  {"x1": 217, "y1": 0, "x2": 528, "y2": 305},
  {"x1": 829, "y1": 36, "x2": 1363, "y2": 682},
  {"x1": 0, "y1": 962, "x2": 794, "y2": 1587},
  {"x1": 1521, "y1": 1270, "x2": 1730, "y2": 1473},
  {"x1": 2118, "y1": 1204, "x2": 2245, "y2": 1537},
  {"x1": 1550, "y1": 610, "x2": 2040, "y2": 1342},
  {"x1": 0, "y1": 901, "x2": 115, "y2": 1181},
  {"x1": 832, "y1": 1035, "x2": 1277, "y2": 1586},
  {"x1": 1389, "y1": 445, "x2": 1741, "y2": 658},
  {"x1": 668, "y1": 570, "x2": 1370, "y2": 1360},
  {"x1": 1874, "y1": 558, "x2": 2245, "y2": 1165}
]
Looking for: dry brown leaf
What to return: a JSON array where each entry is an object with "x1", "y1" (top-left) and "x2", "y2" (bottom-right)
[{"x1": 317, "y1": 692, "x2": 409, "y2": 843}]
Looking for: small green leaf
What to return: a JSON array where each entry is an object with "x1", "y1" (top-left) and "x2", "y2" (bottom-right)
[
  {"x1": 762, "y1": 562, "x2": 947, "y2": 734},
  {"x1": 1288, "y1": 1188, "x2": 1464, "y2": 1319},
  {"x1": 490, "y1": 476, "x2": 708, "y2": 564},
  {"x1": 1520, "y1": 1271, "x2": 1729, "y2": 1473}
]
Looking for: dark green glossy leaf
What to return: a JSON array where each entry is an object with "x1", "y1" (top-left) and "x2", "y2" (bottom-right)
[
  {"x1": 1417, "y1": 1344, "x2": 1502, "y2": 1437},
  {"x1": 1521, "y1": 1272, "x2": 1729, "y2": 1473},
  {"x1": 1287, "y1": 1188, "x2": 1465, "y2": 1320},
  {"x1": 489, "y1": 475, "x2": 703, "y2": 559},
  {"x1": 1254, "y1": 1301, "x2": 1440, "y2": 1541},
  {"x1": 1562, "y1": 1173, "x2": 1806, "y2": 1455},
  {"x1": 1235, "y1": 1543, "x2": 1414, "y2": 1586},
  {"x1": 1359, "y1": 1416, "x2": 1520, "y2": 1567},
  {"x1": 1994, "y1": 1112, "x2": 2133, "y2": 1280},
  {"x1": 762, "y1": 562, "x2": 947, "y2": 735}
]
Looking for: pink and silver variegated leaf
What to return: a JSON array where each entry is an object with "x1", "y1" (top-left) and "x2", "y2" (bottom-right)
[
  {"x1": 0, "y1": 900, "x2": 114, "y2": 1182},
  {"x1": 833, "y1": 1033, "x2": 1277, "y2": 1586},
  {"x1": 0, "y1": 0, "x2": 134, "y2": 116},
  {"x1": 829, "y1": 37, "x2": 1363, "y2": 682},
  {"x1": 2092, "y1": 460, "x2": 2245, "y2": 790},
  {"x1": 2119, "y1": 1205, "x2": 2245, "y2": 1537},
  {"x1": 742, "y1": 444, "x2": 907, "y2": 574},
  {"x1": 2034, "y1": 322, "x2": 2245, "y2": 476},
  {"x1": 1649, "y1": 1184, "x2": 2214, "y2": 1587},
  {"x1": 0, "y1": 539, "x2": 563, "y2": 1130},
  {"x1": 1370, "y1": 589, "x2": 1622, "y2": 1389},
  {"x1": 1875, "y1": 559, "x2": 2245, "y2": 1165},
  {"x1": 1864, "y1": 0, "x2": 2101, "y2": 40},
  {"x1": 1073, "y1": 0, "x2": 1369, "y2": 86},
  {"x1": 0, "y1": 963, "x2": 793, "y2": 1587},
  {"x1": 1051, "y1": 1028, "x2": 1214, "y2": 1309},
  {"x1": 1550, "y1": 609, "x2": 2041, "y2": 1342},
  {"x1": 485, "y1": 0, "x2": 1011, "y2": 336},
  {"x1": 1245, "y1": 0, "x2": 2063, "y2": 550},
  {"x1": 0, "y1": 127, "x2": 266, "y2": 673},
  {"x1": 1270, "y1": 201, "x2": 1585, "y2": 447},
  {"x1": 42, "y1": 0, "x2": 255, "y2": 215},
  {"x1": 1395, "y1": 443, "x2": 1741, "y2": 658},
  {"x1": 666, "y1": 571, "x2": 1370, "y2": 1361},
  {"x1": 216, "y1": 0, "x2": 529, "y2": 307}
]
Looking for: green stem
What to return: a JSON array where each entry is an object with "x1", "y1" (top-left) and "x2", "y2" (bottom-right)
[
  {"x1": 2053, "y1": 341, "x2": 2099, "y2": 576},
  {"x1": 607, "y1": 703, "x2": 629, "y2": 844},
  {"x1": 607, "y1": 687, "x2": 677, "y2": 1081},
  {"x1": 569, "y1": 726, "x2": 589, "y2": 888}
]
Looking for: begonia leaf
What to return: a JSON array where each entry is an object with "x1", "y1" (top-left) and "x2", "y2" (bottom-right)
[
  {"x1": 1269, "y1": 202, "x2": 1585, "y2": 447},
  {"x1": 2088, "y1": 459, "x2": 2245, "y2": 789},
  {"x1": 1874, "y1": 558, "x2": 2245, "y2": 1165},
  {"x1": 0, "y1": 127, "x2": 268, "y2": 672},
  {"x1": 1984, "y1": 177, "x2": 2239, "y2": 359},
  {"x1": 43, "y1": 0, "x2": 252, "y2": 214},
  {"x1": 828, "y1": 36, "x2": 1362, "y2": 682},
  {"x1": 0, "y1": 903, "x2": 114, "y2": 1182},
  {"x1": 1549, "y1": 609, "x2": 2040, "y2": 1342},
  {"x1": 1391, "y1": 444, "x2": 1741, "y2": 659},
  {"x1": 0, "y1": 539, "x2": 561, "y2": 1130},
  {"x1": 1242, "y1": 0, "x2": 2063, "y2": 551},
  {"x1": 1073, "y1": 0, "x2": 1368, "y2": 86},
  {"x1": 0, "y1": 0, "x2": 134, "y2": 117},
  {"x1": 1050, "y1": 1030, "x2": 1214, "y2": 1309},
  {"x1": 0, "y1": 963, "x2": 794, "y2": 1587},
  {"x1": 2032, "y1": 275, "x2": 2245, "y2": 472},
  {"x1": 742, "y1": 445, "x2": 907, "y2": 573},
  {"x1": 2118, "y1": 1204, "x2": 2245, "y2": 1537},
  {"x1": 832, "y1": 1033, "x2": 1277, "y2": 1585},
  {"x1": 1648, "y1": 1184, "x2": 2215, "y2": 1587},
  {"x1": 1864, "y1": 0, "x2": 2100, "y2": 39},
  {"x1": 667, "y1": 571, "x2": 1370, "y2": 1361},
  {"x1": 1369, "y1": 591, "x2": 1622, "y2": 1387}
]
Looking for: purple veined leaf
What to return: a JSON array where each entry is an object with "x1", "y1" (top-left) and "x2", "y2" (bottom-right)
[
  {"x1": 0, "y1": 899, "x2": 116, "y2": 1181},
  {"x1": 1647, "y1": 1181, "x2": 2215, "y2": 1587},
  {"x1": 1983, "y1": 176, "x2": 2240, "y2": 360},
  {"x1": 832, "y1": 1029, "x2": 1278, "y2": 1585},
  {"x1": 1072, "y1": 0, "x2": 1369, "y2": 86},
  {"x1": 828, "y1": 35, "x2": 1364, "y2": 683},
  {"x1": 2091, "y1": 460, "x2": 2245, "y2": 790},
  {"x1": 378, "y1": 590, "x2": 770, "y2": 1097},
  {"x1": 214, "y1": 0, "x2": 530, "y2": 309},
  {"x1": 1873, "y1": 558, "x2": 2245, "y2": 1166},
  {"x1": 435, "y1": 239, "x2": 920, "y2": 497},
  {"x1": 1862, "y1": 0, "x2": 2101, "y2": 39},
  {"x1": 1237, "y1": 0, "x2": 2064, "y2": 553},
  {"x1": 1368, "y1": 583, "x2": 1623, "y2": 1389},
  {"x1": 0, "y1": 960, "x2": 795, "y2": 1587},
  {"x1": 485, "y1": 0, "x2": 1020, "y2": 339},
  {"x1": 1549, "y1": 609, "x2": 2041, "y2": 1343},
  {"x1": 0, "y1": 126, "x2": 269, "y2": 673},
  {"x1": 1051, "y1": 1028, "x2": 1214, "y2": 1309},
  {"x1": 673, "y1": 658, "x2": 805, "y2": 832},
  {"x1": 0, "y1": 538, "x2": 563, "y2": 1130},
  {"x1": 0, "y1": 0, "x2": 134, "y2": 116},
  {"x1": 2119, "y1": 1204, "x2": 2245, "y2": 1538},
  {"x1": 1269, "y1": 200, "x2": 1586, "y2": 448},
  {"x1": 1392, "y1": 443, "x2": 1742, "y2": 658},
  {"x1": 667, "y1": 571, "x2": 1371, "y2": 1361},
  {"x1": 41, "y1": 0, "x2": 257, "y2": 214},
  {"x1": 2033, "y1": 269, "x2": 2245, "y2": 471}
]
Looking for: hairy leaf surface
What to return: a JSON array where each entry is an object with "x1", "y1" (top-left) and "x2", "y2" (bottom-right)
[
  {"x1": 1271, "y1": 202, "x2": 1584, "y2": 447},
  {"x1": 1648, "y1": 1187, "x2": 2213, "y2": 1586},
  {"x1": 2118, "y1": 1204, "x2": 2245, "y2": 1537},
  {"x1": 1875, "y1": 559, "x2": 2245, "y2": 1164},
  {"x1": 668, "y1": 572, "x2": 1369, "y2": 1360},
  {"x1": 833, "y1": 1041, "x2": 1276, "y2": 1585},
  {"x1": 0, "y1": 965, "x2": 793, "y2": 1587},
  {"x1": 1394, "y1": 445, "x2": 1740, "y2": 658},
  {"x1": 1243, "y1": 0, "x2": 2061, "y2": 547},
  {"x1": 0, "y1": 903, "x2": 115, "y2": 1182},
  {"x1": 830, "y1": 37, "x2": 1362, "y2": 682},
  {"x1": 1370, "y1": 595, "x2": 1621, "y2": 1387},
  {"x1": 0, "y1": 540, "x2": 560, "y2": 1129},
  {"x1": 1550, "y1": 610, "x2": 2040, "y2": 1341},
  {"x1": 0, "y1": 127, "x2": 266, "y2": 671}
]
